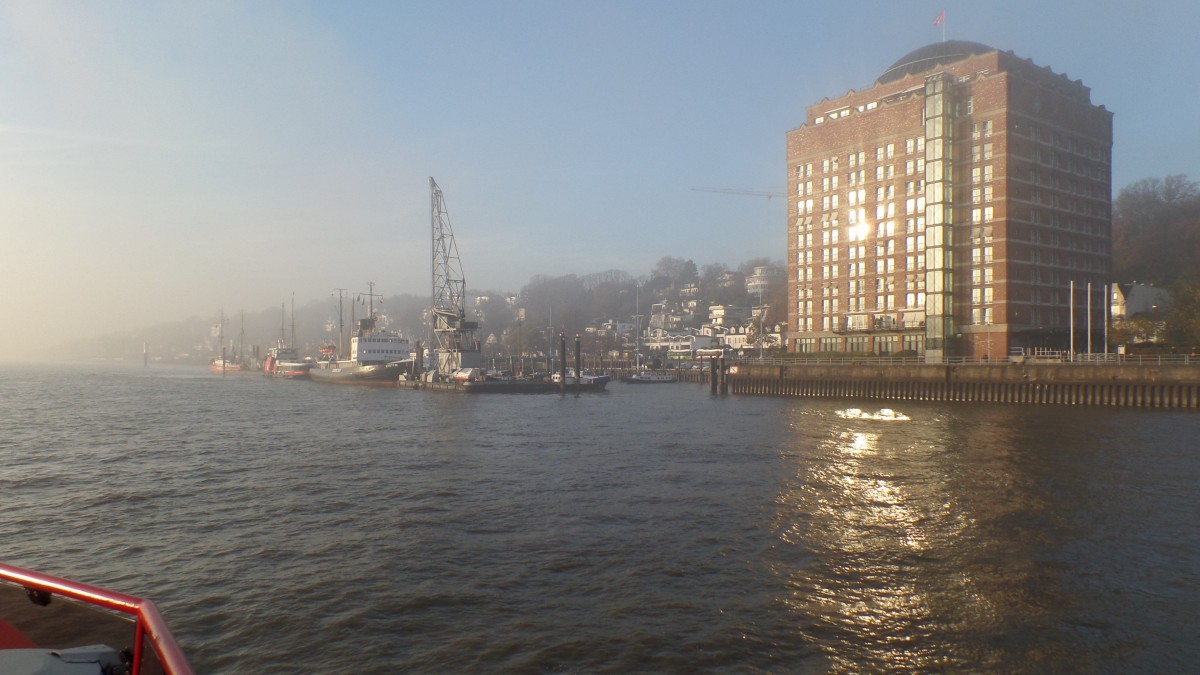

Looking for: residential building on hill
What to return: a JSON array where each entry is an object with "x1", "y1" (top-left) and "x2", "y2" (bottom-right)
[
  {"x1": 1110, "y1": 283, "x2": 1171, "y2": 320},
  {"x1": 787, "y1": 41, "x2": 1113, "y2": 361}
]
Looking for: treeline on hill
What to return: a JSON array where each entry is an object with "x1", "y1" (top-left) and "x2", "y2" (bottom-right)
[
  {"x1": 86, "y1": 257, "x2": 786, "y2": 362},
  {"x1": 1113, "y1": 175, "x2": 1200, "y2": 346}
]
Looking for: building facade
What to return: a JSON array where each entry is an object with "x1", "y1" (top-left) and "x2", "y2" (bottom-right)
[{"x1": 787, "y1": 41, "x2": 1113, "y2": 361}]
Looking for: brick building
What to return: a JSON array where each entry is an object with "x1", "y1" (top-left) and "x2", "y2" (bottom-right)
[{"x1": 786, "y1": 41, "x2": 1113, "y2": 361}]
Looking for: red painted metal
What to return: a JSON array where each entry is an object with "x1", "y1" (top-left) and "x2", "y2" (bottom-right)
[{"x1": 0, "y1": 562, "x2": 193, "y2": 675}]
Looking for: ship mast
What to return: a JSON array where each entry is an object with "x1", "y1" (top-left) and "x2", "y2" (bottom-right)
[{"x1": 429, "y1": 177, "x2": 480, "y2": 376}]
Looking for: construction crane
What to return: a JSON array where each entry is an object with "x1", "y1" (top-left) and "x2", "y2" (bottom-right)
[{"x1": 691, "y1": 186, "x2": 785, "y2": 199}]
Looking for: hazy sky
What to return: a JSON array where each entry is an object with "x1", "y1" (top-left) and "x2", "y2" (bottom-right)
[{"x1": 3, "y1": 0, "x2": 1197, "y2": 356}]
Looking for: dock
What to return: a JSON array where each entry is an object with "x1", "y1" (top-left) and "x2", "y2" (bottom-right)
[{"x1": 722, "y1": 359, "x2": 1200, "y2": 409}]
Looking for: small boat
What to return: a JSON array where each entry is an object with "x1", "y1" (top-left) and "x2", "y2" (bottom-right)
[
  {"x1": 263, "y1": 345, "x2": 311, "y2": 379},
  {"x1": 552, "y1": 369, "x2": 612, "y2": 387},
  {"x1": 208, "y1": 357, "x2": 246, "y2": 374},
  {"x1": 0, "y1": 561, "x2": 193, "y2": 674},
  {"x1": 619, "y1": 370, "x2": 677, "y2": 384},
  {"x1": 438, "y1": 368, "x2": 609, "y2": 393},
  {"x1": 209, "y1": 309, "x2": 247, "y2": 374}
]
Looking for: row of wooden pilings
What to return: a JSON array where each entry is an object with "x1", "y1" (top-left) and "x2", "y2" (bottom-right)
[{"x1": 708, "y1": 363, "x2": 1200, "y2": 410}]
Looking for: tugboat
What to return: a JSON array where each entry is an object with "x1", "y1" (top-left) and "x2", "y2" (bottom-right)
[
  {"x1": 263, "y1": 296, "x2": 312, "y2": 379},
  {"x1": 262, "y1": 344, "x2": 311, "y2": 379},
  {"x1": 0, "y1": 561, "x2": 193, "y2": 674}
]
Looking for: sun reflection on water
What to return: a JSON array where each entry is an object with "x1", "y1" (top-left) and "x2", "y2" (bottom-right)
[{"x1": 773, "y1": 405, "x2": 1004, "y2": 672}]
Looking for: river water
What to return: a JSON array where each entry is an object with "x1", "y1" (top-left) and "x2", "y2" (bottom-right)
[{"x1": 2, "y1": 363, "x2": 1198, "y2": 673}]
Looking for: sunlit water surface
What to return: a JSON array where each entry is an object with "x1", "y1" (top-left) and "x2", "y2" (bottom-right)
[{"x1": 2, "y1": 363, "x2": 1198, "y2": 673}]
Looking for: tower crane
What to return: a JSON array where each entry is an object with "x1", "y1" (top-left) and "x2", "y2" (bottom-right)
[{"x1": 691, "y1": 186, "x2": 785, "y2": 199}]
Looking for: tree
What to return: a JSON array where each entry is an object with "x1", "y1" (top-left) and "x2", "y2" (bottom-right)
[
  {"x1": 1165, "y1": 278, "x2": 1200, "y2": 347},
  {"x1": 1113, "y1": 175, "x2": 1200, "y2": 286},
  {"x1": 651, "y1": 256, "x2": 690, "y2": 283}
]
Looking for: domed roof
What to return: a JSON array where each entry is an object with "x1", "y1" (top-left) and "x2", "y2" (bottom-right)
[{"x1": 877, "y1": 40, "x2": 996, "y2": 84}]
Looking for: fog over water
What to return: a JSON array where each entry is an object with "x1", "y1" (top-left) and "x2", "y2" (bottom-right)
[{"x1": 4, "y1": 2, "x2": 1199, "y2": 358}]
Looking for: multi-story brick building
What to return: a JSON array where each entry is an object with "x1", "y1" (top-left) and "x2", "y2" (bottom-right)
[{"x1": 787, "y1": 41, "x2": 1113, "y2": 361}]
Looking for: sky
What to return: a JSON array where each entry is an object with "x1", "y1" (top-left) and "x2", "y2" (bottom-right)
[{"x1": 2, "y1": 0, "x2": 1198, "y2": 357}]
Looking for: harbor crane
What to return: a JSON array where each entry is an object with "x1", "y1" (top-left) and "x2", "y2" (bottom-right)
[{"x1": 429, "y1": 176, "x2": 482, "y2": 377}]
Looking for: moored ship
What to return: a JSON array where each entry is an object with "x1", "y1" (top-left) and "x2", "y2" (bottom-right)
[{"x1": 309, "y1": 316, "x2": 414, "y2": 386}]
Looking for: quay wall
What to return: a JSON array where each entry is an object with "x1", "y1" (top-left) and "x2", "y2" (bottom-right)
[{"x1": 718, "y1": 363, "x2": 1200, "y2": 409}]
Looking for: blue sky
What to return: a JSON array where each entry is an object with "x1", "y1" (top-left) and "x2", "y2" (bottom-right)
[{"x1": 2, "y1": 0, "x2": 1197, "y2": 355}]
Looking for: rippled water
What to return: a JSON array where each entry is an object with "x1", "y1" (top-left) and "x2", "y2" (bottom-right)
[{"x1": 2, "y1": 363, "x2": 1199, "y2": 673}]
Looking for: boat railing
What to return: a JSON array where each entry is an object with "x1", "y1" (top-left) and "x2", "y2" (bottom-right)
[{"x1": 0, "y1": 561, "x2": 193, "y2": 675}]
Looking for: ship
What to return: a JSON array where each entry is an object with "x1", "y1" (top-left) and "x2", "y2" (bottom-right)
[{"x1": 309, "y1": 315, "x2": 415, "y2": 386}]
